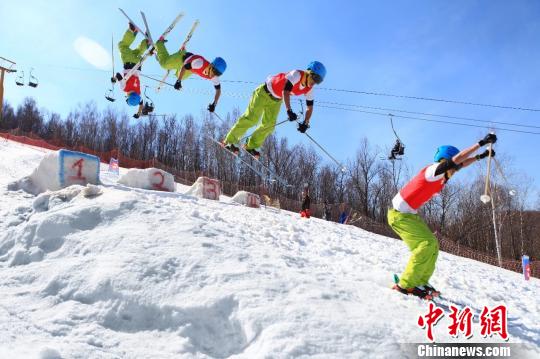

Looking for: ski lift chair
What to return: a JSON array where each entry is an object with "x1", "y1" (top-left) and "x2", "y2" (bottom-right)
[
  {"x1": 15, "y1": 71, "x2": 24, "y2": 86},
  {"x1": 105, "y1": 87, "x2": 116, "y2": 102},
  {"x1": 141, "y1": 86, "x2": 155, "y2": 115},
  {"x1": 28, "y1": 68, "x2": 39, "y2": 88}
]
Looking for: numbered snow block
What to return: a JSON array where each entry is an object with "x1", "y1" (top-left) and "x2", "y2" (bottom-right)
[
  {"x1": 118, "y1": 168, "x2": 176, "y2": 192},
  {"x1": 11, "y1": 150, "x2": 100, "y2": 195},
  {"x1": 185, "y1": 176, "x2": 221, "y2": 200},
  {"x1": 232, "y1": 191, "x2": 260, "y2": 208},
  {"x1": 59, "y1": 150, "x2": 100, "y2": 188}
]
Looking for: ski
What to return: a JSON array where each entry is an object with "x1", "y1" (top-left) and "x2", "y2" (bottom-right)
[
  {"x1": 118, "y1": 8, "x2": 148, "y2": 37},
  {"x1": 180, "y1": 19, "x2": 200, "y2": 50},
  {"x1": 140, "y1": 11, "x2": 155, "y2": 48},
  {"x1": 239, "y1": 146, "x2": 290, "y2": 187},
  {"x1": 156, "y1": 19, "x2": 200, "y2": 93},
  {"x1": 120, "y1": 10, "x2": 184, "y2": 82},
  {"x1": 156, "y1": 70, "x2": 170, "y2": 93},
  {"x1": 206, "y1": 136, "x2": 274, "y2": 182}
]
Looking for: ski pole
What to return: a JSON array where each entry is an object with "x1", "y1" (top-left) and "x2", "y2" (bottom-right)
[
  {"x1": 211, "y1": 111, "x2": 226, "y2": 124},
  {"x1": 480, "y1": 141, "x2": 494, "y2": 204},
  {"x1": 238, "y1": 119, "x2": 290, "y2": 143},
  {"x1": 302, "y1": 131, "x2": 347, "y2": 172}
]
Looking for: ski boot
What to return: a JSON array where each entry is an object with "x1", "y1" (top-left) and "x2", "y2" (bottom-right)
[
  {"x1": 392, "y1": 284, "x2": 433, "y2": 300},
  {"x1": 424, "y1": 284, "x2": 440, "y2": 297},
  {"x1": 223, "y1": 142, "x2": 240, "y2": 155},
  {"x1": 245, "y1": 148, "x2": 260, "y2": 160}
]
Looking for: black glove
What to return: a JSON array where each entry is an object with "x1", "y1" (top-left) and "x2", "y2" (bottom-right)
[
  {"x1": 207, "y1": 102, "x2": 216, "y2": 113},
  {"x1": 128, "y1": 22, "x2": 138, "y2": 33},
  {"x1": 115, "y1": 72, "x2": 123, "y2": 82},
  {"x1": 133, "y1": 113, "x2": 140, "y2": 119},
  {"x1": 297, "y1": 121, "x2": 309, "y2": 133},
  {"x1": 475, "y1": 149, "x2": 495, "y2": 160},
  {"x1": 110, "y1": 77, "x2": 116, "y2": 84},
  {"x1": 174, "y1": 79, "x2": 182, "y2": 90},
  {"x1": 479, "y1": 133, "x2": 497, "y2": 146},
  {"x1": 287, "y1": 109, "x2": 298, "y2": 121}
]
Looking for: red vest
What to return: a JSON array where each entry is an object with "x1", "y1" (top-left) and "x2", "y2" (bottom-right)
[
  {"x1": 123, "y1": 74, "x2": 141, "y2": 95},
  {"x1": 399, "y1": 166, "x2": 445, "y2": 210},
  {"x1": 185, "y1": 55, "x2": 213, "y2": 80},
  {"x1": 269, "y1": 71, "x2": 313, "y2": 99}
]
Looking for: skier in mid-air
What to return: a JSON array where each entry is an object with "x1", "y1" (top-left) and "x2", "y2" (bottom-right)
[
  {"x1": 155, "y1": 36, "x2": 226, "y2": 113},
  {"x1": 389, "y1": 133, "x2": 497, "y2": 300},
  {"x1": 222, "y1": 61, "x2": 326, "y2": 159},
  {"x1": 111, "y1": 23, "x2": 152, "y2": 118}
]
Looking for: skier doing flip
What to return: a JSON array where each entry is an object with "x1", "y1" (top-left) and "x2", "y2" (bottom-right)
[
  {"x1": 155, "y1": 36, "x2": 226, "y2": 113},
  {"x1": 111, "y1": 23, "x2": 152, "y2": 118}
]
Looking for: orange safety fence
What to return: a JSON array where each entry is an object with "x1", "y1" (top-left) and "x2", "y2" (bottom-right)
[{"x1": 1, "y1": 129, "x2": 536, "y2": 278}]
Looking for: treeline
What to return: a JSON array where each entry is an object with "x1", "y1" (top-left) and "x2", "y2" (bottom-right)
[{"x1": 1, "y1": 98, "x2": 538, "y2": 261}]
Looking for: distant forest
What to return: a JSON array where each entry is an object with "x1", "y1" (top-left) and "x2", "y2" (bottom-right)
[{"x1": 2, "y1": 98, "x2": 538, "y2": 261}]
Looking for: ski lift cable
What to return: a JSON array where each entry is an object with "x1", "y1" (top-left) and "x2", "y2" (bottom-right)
[
  {"x1": 317, "y1": 101, "x2": 540, "y2": 130},
  {"x1": 316, "y1": 104, "x2": 540, "y2": 136},
  {"x1": 27, "y1": 63, "x2": 539, "y2": 132},
  {"x1": 30, "y1": 62, "x2": 540, "y2": 114},
  {"x1": 28, "y1": 63, "x2": 534, "y2": 136},
  {"x1": 314, "y1": 87, "x2": 540, "y2": 113},
  {"x1": 139, "y1": 73, "x2": 540, "y2": 133}
]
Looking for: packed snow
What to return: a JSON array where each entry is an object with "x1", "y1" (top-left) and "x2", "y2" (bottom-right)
[{"x1": 0, "y1": 139, "x2": 538, "y2": 358}]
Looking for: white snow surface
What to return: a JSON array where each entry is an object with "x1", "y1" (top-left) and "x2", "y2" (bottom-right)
[{"x1": 0, "y1": 139, "x2": 538, "y2": 358}]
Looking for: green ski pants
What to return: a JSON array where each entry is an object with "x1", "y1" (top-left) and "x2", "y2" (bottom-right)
[
  {"x1": 224, "y1": 85, "x2": 282, "y2": 149},
  {"x1": 154, "y1": 42, "x2": 192, "y2": 79},
  {"x1": 387, "y1": 209, "x2": 439, "y2": 289},
  {"x1": 118, "y1": 29, "x2": 147, "y2": 65}
]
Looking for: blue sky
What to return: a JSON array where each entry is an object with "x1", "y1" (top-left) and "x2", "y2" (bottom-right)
[{"x1": 1, "y1": 0, "x2": 539, "y2": 202}]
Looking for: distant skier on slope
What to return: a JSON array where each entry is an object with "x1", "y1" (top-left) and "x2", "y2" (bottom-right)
[
  {"x1": 222, "y1": 61, "x2": 326, "y2": 159},
  {"x1": 155, "y1": 37, "x2": 226, "y2": 113},
  {"x1": 111, "y1": 23, "x2": 153, "y2": 118},
  {"x1": 389, "y1": 133, "x2": 497, "y2": 300},
  {"x1": 300, "y1": 186, "x2": 311, "y2": 218}
]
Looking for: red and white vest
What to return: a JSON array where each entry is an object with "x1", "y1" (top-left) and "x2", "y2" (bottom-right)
[
  {"x1": 392, "y1": 164, "x2": 446, "y2": 213},
  {"x1": 183, "y1": 54, "x2": 221, "y2": 85},
  {"x1": 185, "y1": 55, "x2": 212, "y2": 79},
  {"x1": 265, "y1": 70, "x2": 314, "y2": 100},
  {"x1": 121, "y1": 69, "x2": 141, "y2": 95}
]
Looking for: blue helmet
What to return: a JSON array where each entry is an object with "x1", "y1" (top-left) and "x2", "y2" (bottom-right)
[
  {"x1": 434, "y1": 145, "x2": 460, "y2": 162},
  {"x1": 307, "y1": 61, "x2": 326, "y2": 84},
  {"x1": 126, "y1": 92, "x2": 141, "y2": 106},
  {"x1": 211, "y1": 57, "x2": 227, "y2": 76}
]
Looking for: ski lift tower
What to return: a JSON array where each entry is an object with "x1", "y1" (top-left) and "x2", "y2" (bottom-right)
[{"x1": 0, "y1": 56, "x2": 17, "y2": 121}]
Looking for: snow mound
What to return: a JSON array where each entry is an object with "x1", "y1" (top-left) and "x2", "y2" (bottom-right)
[
  {"x1": 0, "y1": 139, "x2": 539, "y2": 358},
  {"x1": 8, "y1": 150, "x2": 100, "y2": 195},
  {"x1": 118, "y1": 168, "x2": 176, "y2": 192},
  {"x1": 185, "y1": 176, "x2": 221, "y2": 200},
  {"x1": 232, "y1": 190, "x2": 260, "y2": 208}
]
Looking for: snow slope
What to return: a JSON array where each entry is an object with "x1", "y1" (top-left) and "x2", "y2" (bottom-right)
[{"x1": 0, "y1": 139, "x2": 538, "y2": 358}]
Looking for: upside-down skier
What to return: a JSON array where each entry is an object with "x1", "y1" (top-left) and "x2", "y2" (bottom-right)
[{"x1": 111, "y1": 23, "x2": 153, "y2": 118}]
